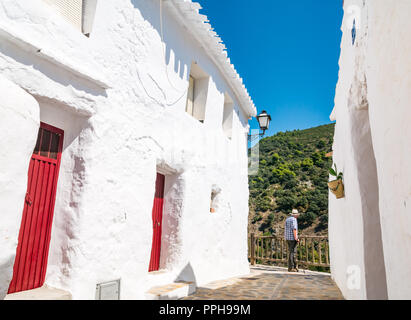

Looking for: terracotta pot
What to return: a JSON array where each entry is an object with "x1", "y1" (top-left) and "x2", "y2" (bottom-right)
[{"x1": 328, "y1": 179, "x2": 345, "y2": 199}]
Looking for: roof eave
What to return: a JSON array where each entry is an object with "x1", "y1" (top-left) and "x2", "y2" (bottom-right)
[{"x1": 165, "y1": 0, "x2": 257, "y2": 118}]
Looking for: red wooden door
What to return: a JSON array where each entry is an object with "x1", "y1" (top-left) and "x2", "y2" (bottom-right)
[
  {"x1": 8, "y1": 122, "x2": 64, "y2": 294},
  {"x1": 149, "y1": 173, "x2": 165, "y2": 272}
]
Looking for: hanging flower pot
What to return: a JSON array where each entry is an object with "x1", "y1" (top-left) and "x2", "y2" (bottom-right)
[
  {"x1": 328, "y1": 163, "x2": 345, "y2": 199},
  {"x1": 328, "y1": 179, "x2": 345, "y2": 199}
]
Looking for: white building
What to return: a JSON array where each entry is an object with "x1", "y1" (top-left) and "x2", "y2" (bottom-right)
[
  {"x1": 0, "y1": 0, "x2": 257, "y2": 299},
  {"x1": 329, "y1": 0, "x2": 411, "y2": 299}
]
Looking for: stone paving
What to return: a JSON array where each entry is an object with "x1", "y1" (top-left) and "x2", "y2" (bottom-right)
[{"x1": 181, "y1": 265, "x2": 344, "y2": 300}]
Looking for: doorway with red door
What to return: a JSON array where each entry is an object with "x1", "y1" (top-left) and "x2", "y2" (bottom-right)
[
  {"x1": 147, "y1": 170, "x2": 184, "y2": 273},
  {"x1": 149, "y1": 172, "x2": 165, "y2": 272},
  {"x1": 8, "y1": 122, "x2": 64, "y2": 294}
]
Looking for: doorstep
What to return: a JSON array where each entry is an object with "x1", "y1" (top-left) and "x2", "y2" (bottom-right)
[
  {"x1": 4, "y1": 284, "x2": 72, "y2": 300},
  {"x1": 145, "y1": 281, "x2": 196, "y2": 300}
]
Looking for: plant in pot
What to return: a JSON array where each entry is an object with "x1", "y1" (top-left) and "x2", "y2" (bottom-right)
[{"x1": 328, "y1": 164, "x2": 345, "y2": 199}]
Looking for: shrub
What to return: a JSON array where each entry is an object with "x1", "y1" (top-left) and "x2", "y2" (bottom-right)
[
  {"x1": 301, "y1": 158, "x2": 314, "y2": 170},
  {"x1": 299, "y1": 212, "x2": 316, "y2": 229},
  {"x1": 252, "y1": 214, "x2": 263, "y2": 224}
]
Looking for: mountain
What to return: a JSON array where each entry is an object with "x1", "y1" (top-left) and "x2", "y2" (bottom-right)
[{"x1": 248, "y1": 123, "x2": 335, "y2": 237}]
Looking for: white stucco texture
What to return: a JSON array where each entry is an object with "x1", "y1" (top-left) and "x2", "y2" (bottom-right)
[
  {"x1": 0, "y1": 75, "x2": 40, "y2": 299},
  {"x1": 0, "y1": 0, "x2": 252, "y2": 299},
  {"x1": 329, "y1": 0, "x2": 411, "y2": 300}
]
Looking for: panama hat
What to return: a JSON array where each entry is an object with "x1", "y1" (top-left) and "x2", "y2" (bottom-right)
[{"x1": 290, "y1": 209, "x2": 300, "y2": 215}]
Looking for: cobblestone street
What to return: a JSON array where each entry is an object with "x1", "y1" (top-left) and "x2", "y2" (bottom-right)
[{"x1": 181, "y1": 265, "x2": 344, "y2": 300}]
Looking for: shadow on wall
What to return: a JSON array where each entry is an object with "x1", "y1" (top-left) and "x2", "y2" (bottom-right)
[
  {"x1": 175, "y1": 262, "x2": 197, "y2": 286},
  {"x1": 0, "y1": 36, "x2": 107, "y2": 99},
  {"x1": 349, "y1": 106, "x2": 388, "y2": 299},
  {"x1": 36, "y1": 96, "x2": 92, "y2": 153},
  {"x1": 131, "y1": 0, "x2": 188, "y2": 81},
  {"x1": 159, "y1": 172, "x2": 184, "y2": 270},
  {"x1": 130, "y1": 0, "x2": 231, "y2": 99}
]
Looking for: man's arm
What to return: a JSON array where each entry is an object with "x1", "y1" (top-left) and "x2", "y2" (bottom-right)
[
  {"x1": 293, "y1": 217, "x2": 299, "y2": 242},
  {"x1": 293, "y1": 229, "x2": 299, "y2": 242}
]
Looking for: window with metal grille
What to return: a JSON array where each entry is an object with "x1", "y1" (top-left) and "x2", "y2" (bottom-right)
[{"x1": 33, "y1": 126, "x2": 62, "y2": 160}]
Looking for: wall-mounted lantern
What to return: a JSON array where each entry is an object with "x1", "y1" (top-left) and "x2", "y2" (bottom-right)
[{"x1": 248, "y1": 110, "x2": 271, "y2": 142}]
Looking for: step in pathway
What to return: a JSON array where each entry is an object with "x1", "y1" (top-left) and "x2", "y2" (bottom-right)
[{"x1": 145, "y1": 281, "x2": 196, "y2": 300}]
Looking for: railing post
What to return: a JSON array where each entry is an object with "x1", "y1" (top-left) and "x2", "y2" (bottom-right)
[
  {"x1": 312, "y1": 239, "x2": 315, "y2": 264},
  {"x1": 250, "y1": 233, "x2": 256, "y2": 265},
  {"x1": 247, "y1": 236, "x2": 329, "y2": 269},
  {"x1": 319, "y1": 238, "x2": 322, "y2": 265},
  {"x1": 325, "y1": 240, "x2": 329, "y2": 265}
]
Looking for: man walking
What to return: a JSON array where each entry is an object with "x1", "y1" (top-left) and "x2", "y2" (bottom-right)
[{"x1": 285, "y1": 209, "x2": 300, "y2": 272}]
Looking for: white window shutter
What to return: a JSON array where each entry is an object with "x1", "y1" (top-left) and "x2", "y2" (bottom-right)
[
  {"x1": 186, "y1": 76, "x2": 195, "y2": 116},
  {"x1": 43, "y1": 0, "x2": 83, "y2": 31}
]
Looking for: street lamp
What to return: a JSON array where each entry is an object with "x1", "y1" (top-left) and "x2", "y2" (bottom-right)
[{"x1": 248, "y1": 110, "x2": 271, "y2": 142}]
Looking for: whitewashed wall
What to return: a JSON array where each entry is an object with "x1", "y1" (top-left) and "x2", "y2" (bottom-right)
[
  {"x1": 330, "y1": 0, "x2": 411, "y2": 299},
  {"x1": 0, "y1": 0, "x2": 251, "y2": 299},
  {"x1": 0, "y1": 75, "x2": 40, "y2": 299}
]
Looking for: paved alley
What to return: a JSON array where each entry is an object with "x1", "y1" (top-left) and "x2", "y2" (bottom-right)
[{"x1": 181, "y1": 265, "x2": 344, "y2": 300}]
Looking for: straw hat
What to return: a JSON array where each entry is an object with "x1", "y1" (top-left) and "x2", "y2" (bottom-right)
[{"x1": 290, "y1": 209, "x2": 300, "y2": 216}]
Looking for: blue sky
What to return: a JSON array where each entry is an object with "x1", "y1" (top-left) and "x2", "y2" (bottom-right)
[{"x1": 197, "y1": 0, "x2": 343, "y2": 137}]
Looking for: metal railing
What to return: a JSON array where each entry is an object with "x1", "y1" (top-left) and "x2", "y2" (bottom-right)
[{"x1": 248, "y1": 234, "x2": 330, "y2": 269}]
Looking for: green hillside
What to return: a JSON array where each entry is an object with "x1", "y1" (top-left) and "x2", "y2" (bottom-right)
[{"x1": 248, "y1": 123, "x2": 335, "y2": 237}]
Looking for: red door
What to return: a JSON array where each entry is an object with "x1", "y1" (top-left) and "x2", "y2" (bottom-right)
[
  {"x1": 8, "y1": 122, "x2": 64, "y2": 294},
  {"x1": 148, "y1": 173, "x2": 165, "y2": 272}
]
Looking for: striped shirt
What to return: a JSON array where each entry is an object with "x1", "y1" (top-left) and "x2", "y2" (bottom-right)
[{"x1": 284, "y1": 216, "x2": 298, "y2": 240}]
